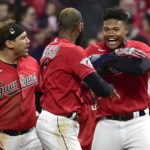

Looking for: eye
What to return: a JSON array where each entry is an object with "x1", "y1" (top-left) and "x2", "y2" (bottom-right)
[
  {"x1": 113, "y1": 28, "x2": 120, "y2": 32},
  {"x1": 21, "y1": 35, "x2": 26, "y2": 39},
  {"x1": 104, "y1": 27, "x2": 109, "y2": 32}
]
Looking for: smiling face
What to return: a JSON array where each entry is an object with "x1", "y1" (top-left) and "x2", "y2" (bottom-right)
[
  {"x1": 103, "y1": 19, "x2": 128, "y2": 50},
  {"x1": 12, "y1": 31, "x2": 30, "y2": 58}
]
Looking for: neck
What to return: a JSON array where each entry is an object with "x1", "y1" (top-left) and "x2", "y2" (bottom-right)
[
  {"x1": 0, "y1": 49, "x2": 18, "y2": 64},
  {"x1": 59, "y1": 30, "x2": 77, "y2": 44}
]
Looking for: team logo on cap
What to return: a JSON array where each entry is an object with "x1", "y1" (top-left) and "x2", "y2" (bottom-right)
[{"x1": 9, "y1": 28, "x2": 15, "y2": 34}]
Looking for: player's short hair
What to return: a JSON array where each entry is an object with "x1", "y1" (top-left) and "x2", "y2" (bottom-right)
[
  {"x1": 58, "y1": 8, "x2": 82, "y2": 31},
  {"x1": 103, "y1": 8, "x2": 128, "y2": 25},
  {"x1": 0, "y1": 19, "x2": 15, "y2": 50}
]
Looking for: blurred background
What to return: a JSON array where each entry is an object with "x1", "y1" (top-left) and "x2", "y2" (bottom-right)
[{"x1": 0, "y1": 0, "x2": 150, "y2": 63}]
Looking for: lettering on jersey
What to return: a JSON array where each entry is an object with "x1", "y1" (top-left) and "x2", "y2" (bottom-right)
[
  {"x1": 0, "y1": 81, "x2": 19, "y2": 99},
  {"x1": 80, "y1": 57, "x2": 93, "y2": 68},
  {"x1": 42, "y1": 45, "x2": 60, "y2": 59},
  {"x1": 43, "y1": 59, "x2": 49, "y2": 69},
  {"x1": 20, "y1": 74, "x2": 38, "y2": 89}
]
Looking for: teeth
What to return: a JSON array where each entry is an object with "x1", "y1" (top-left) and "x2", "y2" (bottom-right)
[{"x1": 108, "y1": 39, "x2": 116, "y2": 41}]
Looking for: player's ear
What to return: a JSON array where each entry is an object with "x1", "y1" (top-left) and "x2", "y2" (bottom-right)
[
  {"x1": 5, "y1": 40, "x2": 14, "y2": 49},
  {"x1": 77, "y1": 22, "x2": 83, "y2": 32}
]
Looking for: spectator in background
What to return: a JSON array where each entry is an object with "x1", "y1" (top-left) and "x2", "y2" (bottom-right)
[
  {"x1": 0, "y1": 2, "x2": 10, "y2": 22},
  {"x1": 12, "y1": 3, "x2": 37, "y2": 55},
  {"x1": 22, "y1": 0, "x2": 46, "y2": 18},
  {"x1": 119, "y1": 0, "x2": 142, "y2": 29},
  {"x1": 38, "y1": 1, "x2": 59, "y2": 36},
  {"x1": 137, "y1": 0, "x2": 150, "y2": 16},
  {"x1": 120, "y1": 0, "x2": 137, "y2": 15},
  {"x1": 127, "y1": 12, "x2": 149, "y2": 45},
  {"x1": 31, "y1": 28, "x2": 49, "y2": 64},
  {"x1": 142, "y1": 10, "x2": 150, "y2": 44}
]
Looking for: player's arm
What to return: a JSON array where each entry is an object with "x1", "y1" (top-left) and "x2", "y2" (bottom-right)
[
  {"x1": 83, "y1": 72, "x2": 119, "y2": 98},
  {"x1": 109, "y1": 57, "x2": 150, "y2": 75},
  {"x1": 83, "y1": 72, "x2": 113, "y2": 97},
  {"x1": 69, "y1": 46, "x2": 119, "y2": 99},
  {"x1": 90, "y1": 48, "x2": 150, "y2": 75}
]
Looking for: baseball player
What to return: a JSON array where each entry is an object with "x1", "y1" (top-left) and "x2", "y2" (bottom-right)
[
  {"x1": 36, "y1": 8, "x2": 119, "y2": 150},
  {"x1": 0, "y1": 19, "x2": 43, "y2": 150},
  {"x1": 85, "y1": 8, "x2": 150, "y2": 150}
]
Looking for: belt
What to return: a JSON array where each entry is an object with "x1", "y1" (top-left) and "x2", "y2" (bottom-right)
[
  {"x1": 66, "y1": 112, "x2": 79, "y2": 121},
  {"x1": 0, "y1": 128, "x2": 33, "y2": 136},
  {"x1": 106, "y1": 108, "x2": 148, "y2": 121}
]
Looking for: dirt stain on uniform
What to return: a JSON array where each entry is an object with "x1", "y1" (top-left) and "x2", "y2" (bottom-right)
[{"x1": 53, "y1": 117, "x2": 70, "y2": 150}]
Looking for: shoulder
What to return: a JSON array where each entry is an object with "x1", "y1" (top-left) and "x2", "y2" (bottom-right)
[
  {"x1": 85, "y1": 41, "x2": 108, "y2": 56},
  {"x1": 64, "y1": 44, "x2": 85, "y2": 56},
  {"x1": 126, "y1": 40, "x2": 150, "y2": 49},
  {"x1": 20, "y1": 56, "x2": 39, "y2": 66},
  {"x1": 21, "y1": 55, "x2": 37, "y2": 62},
  {"x1": 126, "y1": 40, "x2": 150, "y2": 59},
  {"x1": 86, "y1": 42, "x2": 102, "y2": 51}
]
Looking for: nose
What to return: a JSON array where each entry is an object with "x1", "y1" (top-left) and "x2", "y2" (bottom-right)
[
  {"x1": 26, "y1": 37, "x2": 30, "y2": 44},
  {"x1": 107, "y1": 30, "x2": 115, "y2": 36}
]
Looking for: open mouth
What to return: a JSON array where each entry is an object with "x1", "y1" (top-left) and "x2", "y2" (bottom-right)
[
  {"x1": 25, "y1": 46, "x2": 29, "y2": 52},
  {"x1": 25, "y1": 48, "x2": 29, "y2": 52},
  {"x1": 107, "y1": 38, "x2": 118, "y2": 45}
]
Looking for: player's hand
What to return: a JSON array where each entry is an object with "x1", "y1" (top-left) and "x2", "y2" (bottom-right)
[
  {"x1": 115, "y1": 47, "x2": 147, "y2": 58},
  {"x1": 109, "y1": 89, "x2": 120, "y2": 100}
]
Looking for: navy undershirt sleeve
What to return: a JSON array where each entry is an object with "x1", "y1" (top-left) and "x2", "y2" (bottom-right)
[
  {"x1": 110, "y1": 57, "x2": 150, "y2": 75},
  {"x1": 83, "y1": 72, "x2": 114, "y2": 97}
]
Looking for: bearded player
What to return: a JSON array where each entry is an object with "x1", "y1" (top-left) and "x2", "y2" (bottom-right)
[
  {"x1": 86, "y1": 8, "x2": 150, "y2": 150},
  {"x1": 0, "y1": 19, "x2": 43, "y2": 150}
]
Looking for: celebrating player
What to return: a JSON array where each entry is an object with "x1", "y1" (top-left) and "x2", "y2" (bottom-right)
[
  {"x1": 0, "y1": 19, "x2": 43, "y2": 150},
  {"x1": 36, "y1": 8, "x2": 119, "y2": 150},
  {"x1": 86, "y1": 8, "x2": 150, "y2": 150}
]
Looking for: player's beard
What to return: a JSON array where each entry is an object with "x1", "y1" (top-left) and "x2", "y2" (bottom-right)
[{"x1": 76, "y1": 30, "x2": 83, "y2": 46}]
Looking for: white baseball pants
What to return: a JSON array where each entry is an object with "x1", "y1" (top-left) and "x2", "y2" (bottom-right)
[
  {"x1": 92, "y1": 114, "x2": 150, "y2": 150},
  {"x1": 36, "y1": 109, "x2": 82, "y2": 150},
  {"x1": 0, "y1": 127, "x2": 43, "y2": 150}
]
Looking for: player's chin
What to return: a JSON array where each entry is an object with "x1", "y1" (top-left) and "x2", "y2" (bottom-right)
[
  {"x1": 106, "y1": 43, "x2": 120, "y2": 50},
  {"x1": 22, "y1": 52, "x2": 29, "y2": 58},
  {"x1": 106, "y1": 40, "x2": 121, "y2": 50}
]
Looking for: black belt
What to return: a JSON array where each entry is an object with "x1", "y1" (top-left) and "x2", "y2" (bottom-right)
[
  {"x1": 66, "y1": 112, "x2": 79, "y2": 121},
  {"x1": 106, "y1": 109, "x2": 146, "y2": 121},
  {"x1": 0, "y1": 128, "x2": 33, "y2": 136}
]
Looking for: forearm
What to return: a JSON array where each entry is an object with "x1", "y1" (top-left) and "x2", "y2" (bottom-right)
[
  {"x1": 83, "y1": 72, "x2": 114, "y2": 97},
  {"x1": 110, "y1": 57, "x2": 150, "y2": 75}
]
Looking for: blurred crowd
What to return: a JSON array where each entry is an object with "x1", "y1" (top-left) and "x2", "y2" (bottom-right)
[{"x1": 0, "y1": 0, "x2": 150, "y2": 63}]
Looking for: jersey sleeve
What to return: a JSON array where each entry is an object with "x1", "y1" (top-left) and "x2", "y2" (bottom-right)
[
  {"x1": 132, "y1": 41, "x2": 150, "y2": 59},
  {"x1": 66, "y1": 46, "x2": 96, "y2": 80}
]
